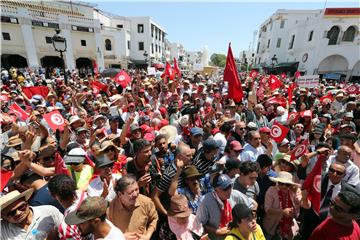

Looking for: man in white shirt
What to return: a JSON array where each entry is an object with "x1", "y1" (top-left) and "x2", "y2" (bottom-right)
[
  {"x1": 327, "y1": 146, "x2": 360, "y2": 187},
  {"x1": 88, "y1": 155, "x2": 121, "y2": 201},
  {"x1": 65, "y1": 196, "x2": 125, "y2": 240},
  {"x1": 1, "y1": 189, "x2": 63, "y2": 240},
  {"x1": 241, "y1": 131, "x2": 265, "y2": 162}
]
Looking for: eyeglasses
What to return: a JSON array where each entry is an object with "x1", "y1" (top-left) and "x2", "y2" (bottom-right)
[
  {"x1": 329, "y1": 200, "x2": 346, "y2": 213},
  {"x1": 329, "y1": 168, "x2": 345, "y2": 176},
  {"x1": 6, "y1": 202, "x2": 27, "y2": 218}
]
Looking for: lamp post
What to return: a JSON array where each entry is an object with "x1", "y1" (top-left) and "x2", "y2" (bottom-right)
[
  {"x1": 52, "y1": 29, "x2": 68, "y2": 85},
  {"x1": 271, "y1": 54, "x2": 278, "y2": 74},
  {"x1": 143, "y1": 51, "x2": 149, "y2": 68}
]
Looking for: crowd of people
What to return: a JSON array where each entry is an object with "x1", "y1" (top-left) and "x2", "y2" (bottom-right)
[{"x1": 1, "y1": 66, "x2": 360, "y2": 240}]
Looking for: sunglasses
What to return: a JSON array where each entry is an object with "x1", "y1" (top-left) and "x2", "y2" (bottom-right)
[
  {"x1": 239, "y1": 128, "x2": 246, "y2": 130},
  {"x1": 329, "y1": 200, "x2": 346, "y2": 213},
  {"x1": 70, "y1": 162, "x2": 82, "y2": 166},
  {"x1": 6, "y1": 202, "x2": 27, "y2": 218},
  {"x1": 279, "y1": 182, "x2": 292, "y2": 187},
  {"x1": 329, "y1": 168, "x2": 345, "y2": 176},
  {"x1": 104, "y1": 147, "x2": 116, "y2": 153}
]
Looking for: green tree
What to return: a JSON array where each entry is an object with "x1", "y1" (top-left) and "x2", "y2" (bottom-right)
[{"x1": 210, "y1": 53, "x2": 227, "y2": 67}]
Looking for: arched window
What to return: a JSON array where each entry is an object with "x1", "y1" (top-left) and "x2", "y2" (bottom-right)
[
  {"x1": 342, "y1": 26, "x2": 356, "y2": 42},
  {"x1": 105, "y1": 39, "x2": 112, "y2": 51},
  {"x1": 327, "y1": 26, "x2": 340, "y2": 45}
]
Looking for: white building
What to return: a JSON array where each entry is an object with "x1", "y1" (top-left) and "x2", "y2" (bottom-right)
[
  {"x1": 169, "y1": 42, "x2": 186, "y2": 62},
  {"x1": 255, "y1": 8, "x2": 360, "y2": 81},
  {"x1": 1, "y1": 0, "x2": 103, "y2": 71},
  {"x1": 1, "y1": 0, "x2": 167, "y2": 71}
]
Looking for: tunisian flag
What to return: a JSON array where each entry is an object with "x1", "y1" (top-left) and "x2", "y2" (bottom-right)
[
  {"x1": 287, "y1": 83, "x2": 296, "y2": 106},
  {"x1": 270, "y1": 121, "x2": 289, "y2": 143},
  {"x1": 43, "y1": 110, "x2": 65, "y2": 132},
  {"x1": 290, "y1": 139, "x2": 309, "y2": 161},
  {"x1": 302, "y1": 154, "x2": 324, "y2": 215},
  {"x1": 93, "y1": 60, "x2": 99, "y2": 75},
  {"x1": 54, "y1": 152, "x2": 70, "y2": 176},
  {"x1": 113, "y1": 70, "x2": 131, "y2": 88},
  {"x1": 268, "y1": 75, "x2": 283, "y2": 90},
  {"x1": 22, "y1": 86, "x2": 49, "y2": 99},
  {"x1": 223, "y1": 43, "x2": 243, "y2": 102},
  {"x1": 91, "y1": 80, "x2": 108, "y2": 93},
  {"x1": 173, "y1": 58, "x2": 182, "y2": 78},
  {"x1": 9, "y1": 103, "x2": 29, "y2": 121},
  {"x1": 161, "y1": 62, "x2": 175, "y2": 81},
  {"x1": 319, "y1": 94, "x2": 334, "y2": 105},
  {"x1": 249, "y1": 70, "x2": 258, "y2": 79}
]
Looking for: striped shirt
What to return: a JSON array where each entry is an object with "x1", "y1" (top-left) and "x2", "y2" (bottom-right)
[
  {"x1": 156, "y1": 149, "x2": 217, "y2": 193},
  {"x1": 58, "y1": 191, "x2": 87, "y2": 240}
]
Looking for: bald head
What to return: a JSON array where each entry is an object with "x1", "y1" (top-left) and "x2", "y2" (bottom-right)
[{"x1": 336, "y1": 146, "x2": 352, "y2": 163}]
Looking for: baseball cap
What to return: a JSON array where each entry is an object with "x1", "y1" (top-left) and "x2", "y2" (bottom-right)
[
  {"x1": 65, "y1": 196, "x2": 108, "y2": 225},
  {"x1": 203, "y1": 139, "x2": 220, "y2": 150},
  {"x1": 232, "y1": 203, "x2": 254, "y2": 220},
  {"x1": 130, "y1": 124, "x2": 141, "y2": 132},
  {"x1": 190, "y1": 127, "x2": 204, "y2": 136},
  {"x1": 213, "y1": 174, "x2": 233, "y2": 190},
  {"x1": 229, "y1": 140, "x2": 243, "y2": 151},
  {"x1": 259, "y1": 127, "x2": 271, "y2": 133},
  {"x1": 64, "y1": 148, "x2": 86, "y2": 164}
]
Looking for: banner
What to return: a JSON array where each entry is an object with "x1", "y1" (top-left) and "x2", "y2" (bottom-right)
[
  {"x1": 296, "y1": 75, "x2": 319, "y2": 88},
  {"x1": 147, "y1": 67, "x2": 156, "y2": 75}
]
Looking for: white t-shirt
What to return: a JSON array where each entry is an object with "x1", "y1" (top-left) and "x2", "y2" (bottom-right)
[
  {"x1": 87, "y1": 174, "x2": 121, "y2": 201},
  {"x1": 97, "y1": 220, "x2": 125, "y2": 240}
]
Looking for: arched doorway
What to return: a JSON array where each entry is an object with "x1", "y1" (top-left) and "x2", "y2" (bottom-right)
[
  {"x1": 40, "y1": 56, "x2": 64, "y2": 68},
  {"x1": 1, "y1": 54, "x2": 28, "y2": 69},
  {"x1": 318, "y1": 55, "x2": 348, "y2": 74},
  {"x1": 76, "y1": 58, "x2": 93, "y2": 77},
  {"x1": 40, "y1": 56, "x2": 64, "y2": 78}
]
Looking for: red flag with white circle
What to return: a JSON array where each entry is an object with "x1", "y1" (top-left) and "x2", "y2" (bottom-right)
[
  {"x1": 268, "y1": 75, "x2": 283, "y2": 90},
  {"x1": 290, "y1": 139, "x2": 309, "y2": 161},
  {"x1": 113, "y1": 70, "x2": 131, "y2": 88},
  {"x1": 9, "y1": 103, "x2": 29, "y2": 121},
  {"x1": 250, "y1": 70, "x2": 258, "y2": 79},
  {"x1": 345, "y1": 84, "x2": 359, "y2": 94},
  {"x1": 270, "y1": 121, "x2": 289, "y2": 143},
  {"x1": 44, "y1": 110, "x2": 65, "y2": 132},
  {"x1": 0, "y1": 94, "x2": 9, "y2": 102}
]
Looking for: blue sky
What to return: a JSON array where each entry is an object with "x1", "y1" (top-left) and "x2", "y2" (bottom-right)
[{"x1": 92, "y1": 1, "x2": 359, "y2": 56}]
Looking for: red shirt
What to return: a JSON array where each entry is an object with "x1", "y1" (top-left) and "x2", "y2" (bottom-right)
[{"x1": 309, "y1": 217, "x2": 360, "y2": 240}]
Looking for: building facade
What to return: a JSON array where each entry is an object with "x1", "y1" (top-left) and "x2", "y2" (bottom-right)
[
  {"x1": 1, "y1": 0, "x2": 168, "y2": 71},
  {"x1": 255, "y1": 8, "x2": 360, "y2": 81}
]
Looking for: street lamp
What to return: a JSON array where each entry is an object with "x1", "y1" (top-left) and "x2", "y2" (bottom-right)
[
  {"x1": 52, "y1": 29, "x2": 68, "y2": 85},
  {"x1": 271, "y1": 54, "x2": 278, "y2": 74},
  {"x1": 143, "y1": 51, "x2": 149, "y2": 67}
]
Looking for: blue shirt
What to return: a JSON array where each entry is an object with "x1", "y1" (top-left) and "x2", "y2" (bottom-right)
[{"x1": 177, "y1": 174, "x2": 213, "y2": 214}]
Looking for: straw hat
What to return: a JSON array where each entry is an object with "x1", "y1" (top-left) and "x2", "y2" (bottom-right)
[
  {"x1": 6, "y1": 135, "x2": 22, "y2": 148},
  {"x1": 158, "y1": 125, "x2": 178, "y2": 144},
  {"x1": 269, "y1": 171, "x2": 300, "y2": 187},
  {"x1": 0, "y1": 189, "x2": 33, "y2": 210},
  {"x1": 167, "y1": 194, "x2": 192, "y2": 218},
  {"x1": 99, "y1": 141, "x2": 120, "y2": 153}
]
